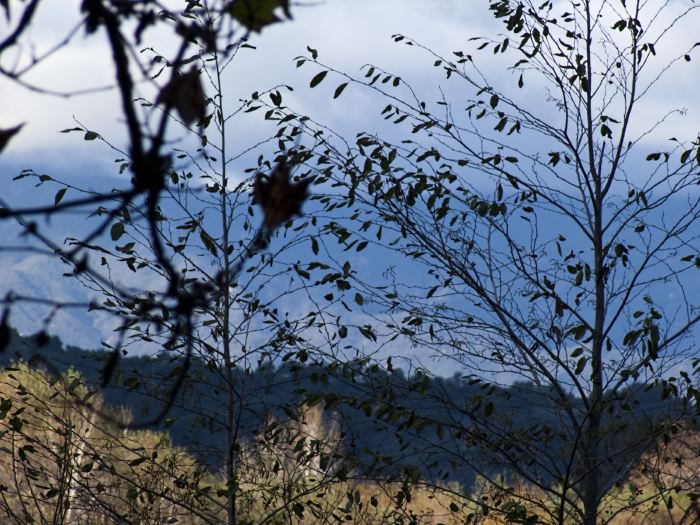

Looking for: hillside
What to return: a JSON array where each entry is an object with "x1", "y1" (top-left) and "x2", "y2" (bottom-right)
[{"x1": 1, "y1": 326, "x2": 694, "y2": 496}]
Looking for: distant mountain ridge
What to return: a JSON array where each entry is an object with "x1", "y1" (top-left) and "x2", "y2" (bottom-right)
[{"x1": 0, "y1": 326, "x2": 691, "y2": 493}]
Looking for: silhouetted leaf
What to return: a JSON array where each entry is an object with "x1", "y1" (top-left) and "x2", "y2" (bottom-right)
[
  {"x1": 110, "y1": 222, "x2": 125, "y2": 241},
  {"x1": 227, "y1": 0, "x2": 291, "y2": 32},
  {"x1": 200, "y1": 230, "x2": 218, "y2": 256},
  {"x1": 333, "y1": 82, "x2": 348, "y2": 98},
  {"x1": 0, "y1": 123, "x2": 24, "y2": 154},
  {"x1": 252, "y1": 160, "x2": 312, "y2": 231},
  {"x1": 54, "y1": 188, "x2": 67, "y2": 205},
  {"x1": 310, "y1": 70, "x2": 328, "y2": 88},
  {"x1": 157, "y1": 68, "x2": 207, "y2": 126}
]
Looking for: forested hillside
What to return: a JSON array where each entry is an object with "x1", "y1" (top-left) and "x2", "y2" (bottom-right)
[{"x1": 4, "y1": 327, "x2": 695, "y2": 488}]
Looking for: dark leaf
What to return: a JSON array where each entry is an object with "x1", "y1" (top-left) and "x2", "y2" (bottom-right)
[
  {"x1": 129, "y1": 456, "x2": 147, "y2": 467},
  {"x1": 333, "y1": 82, "x2": 348, "y2": 99},
  {"x1": 310, "y1": 70, "x2": 328, "y2": 88},
  {"x1": 54, "y1": 188, "x2": 67, "y2": 205},
  {"x1": 200, "y1": 230, "x2": 218, "y2": 256},
  {"x1": 110, "y1": 222, "x2": 125, "y2": 241},
  {"x1": 157, "y1": 68, "x2": 208, "y2": 126},
  {"x1": 252, "y1": 160, "x2": 312, "y2": 231},
  {"x1": 227, "y1": 0, "x2": 291, "y2": 32},
  {"x1": 0, "y1": 124, "x2": 24, "y2": 154},
  {"x1": 575, "y1": 357, "x2": 588, "y2": 375}
]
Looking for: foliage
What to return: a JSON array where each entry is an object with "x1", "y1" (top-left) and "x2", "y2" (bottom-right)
[
  {"x1": 2, "y1": 1, "x2": 700, "y2": 525},
  {"x1": 0, "y1": 363, "x2": 214, "y2": 524},
  {"x1": 238, "y1": 0, "x2": 700, "y2": 523}
]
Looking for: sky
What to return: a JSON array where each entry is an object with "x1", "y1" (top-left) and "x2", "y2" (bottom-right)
[
  {"x1": 0, "y1": 0, "x2": 497, "y2": 366},
  {"x1": 1, "y1": 0, "x2": 700, "y2": 378}
]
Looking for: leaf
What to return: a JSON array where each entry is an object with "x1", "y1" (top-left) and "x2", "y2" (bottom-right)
[
  {"x1": 110, "y1": 222, "x2": 125, "y2": 241},
  {"x1": 354, "y1": 293, "x2": 364, "y2": 305},
  {"x1": 0, "y1": 123, "x2": 24, "y2": 154},
  {"x1": 575, "y1": 356, "x2": 588, "y2": 375},
  {"x1": 333, "y1": 82, "x2": 348, "y2": 99},
  {"x1": 310, "y1": 70, "x2": 328, "y2": 88},
  {"x1": 227, "y1": 0, "x2": 291, "y2": 32},
  {"x1": 156, "y1": 68, "x2": 208, "y2": 126},
  {"x1": 270, "y1": 90, "x2": 282, "y2": 107},
  {"x1": 489, "y1": 94, "x2": 499, "y2": 109},
  {"x1": 311, "y1": 237, "x2": 319, "y2": 255},
  {"x1": 200, "y1": 230, "x2": 218, "y2": 256},
  {"x1": 359, "y1": 325, "x2": 376, "y2": 341},
  {"x1": 84, "y1": 131, "x2": 99, "y2": 141},
  {"x1": 252, "y1": 160, "x2": 313, "y2": 232},
  {"x1": 129, "y1": 456, "x2": 147, "y2": 467},
  {"x1": 54, "y1": 188, "x2": 67, "y2": 205}
]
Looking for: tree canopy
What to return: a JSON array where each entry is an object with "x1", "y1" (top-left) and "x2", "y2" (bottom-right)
[{"x1": 1, "y1": 1, "x2": 700, "y2": 524}]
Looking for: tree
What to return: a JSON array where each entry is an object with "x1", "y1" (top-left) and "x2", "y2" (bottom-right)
[
  {"x1": 262, "y1": 0, "x2": 700, "y2": 523},
  {"x1": 20, "y1": 5, "x2": 351, "y2": 525},
  {"x1": 0, "y1": 363, "x2": 216, "y2": 524},
  {"x1": 0, "y1": 2, "x2": 345, "y2": 524},
  {"x1": 0, "y1": 0, "x2": 307, "y2": 410}
]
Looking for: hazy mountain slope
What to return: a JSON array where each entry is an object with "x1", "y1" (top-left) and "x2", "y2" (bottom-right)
[{"x1": 0, "y1": 327, "x2": 691, "y2": 492}]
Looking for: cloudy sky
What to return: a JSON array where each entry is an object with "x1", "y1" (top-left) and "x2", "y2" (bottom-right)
[
  {"x1": 1, "y1": 0, "x2": 700, "y2": 376},
  {"x1": 0, "y1": 0, "x2": 499, "y2": 360}
]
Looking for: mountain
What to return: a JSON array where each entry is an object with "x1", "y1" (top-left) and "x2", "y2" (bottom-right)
[{"x1": 0, "y1": 326, "x2": 692, "y2": 493}]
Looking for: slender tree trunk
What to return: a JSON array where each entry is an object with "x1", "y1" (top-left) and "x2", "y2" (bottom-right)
[
  {"x1": 213, "y1": 48, "x2": 237, "y2": 525},
  {"x1": 63, "y1": 408, "x2": 97, "y2": 525},
  {"x1": 582, "y1": 190, "x2": 603, "y2": 525},
  {"x1": 582, "y1": 3, "x2": 603, "y2": 524}
]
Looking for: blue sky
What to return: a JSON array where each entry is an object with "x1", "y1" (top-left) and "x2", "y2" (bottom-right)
[
  {"x1": 1, "y1": 0, "x2": 700, "y2": 379},
  {"x1": 0, "y1": 0, "x2": 492, "y2": 352}
]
